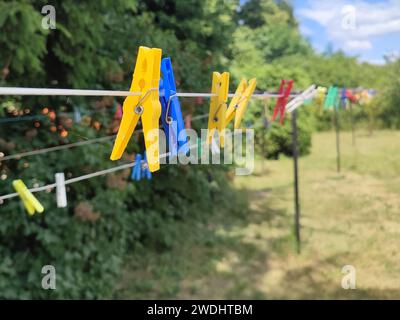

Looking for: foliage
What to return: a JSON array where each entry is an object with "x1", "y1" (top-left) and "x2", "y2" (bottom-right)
[
  {"x1": 0, "y1": 0, "x2": 397, "y2": 299},
  {"x1": 0, "y1": 0, "x2": 241, "y2": 299},
  {"x1": 374, "y1": 60, "x2": 400, "y2": 129}
]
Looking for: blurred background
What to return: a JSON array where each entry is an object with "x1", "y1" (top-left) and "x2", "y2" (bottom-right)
[{"x1": 0, "y1": 0, "x2": 399, "y2": 299}]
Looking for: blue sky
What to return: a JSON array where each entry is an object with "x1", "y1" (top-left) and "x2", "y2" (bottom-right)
[{"x1": 293, "y1": 0, "x2": 400, "y2": 64}]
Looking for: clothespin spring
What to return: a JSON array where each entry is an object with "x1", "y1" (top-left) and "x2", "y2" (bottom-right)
[
  {"x1": 234, "y1": 96, "x2": 248, "y2": 109},
  {"x1": 213, "y1": 103, "x2": 226, "y2": 122},
  {"x1": 165, "y1": 93, "x2": 178, "y2": 124},
  {"x1": 133, "y1": 87, "x2": 158, "y2": 115}
]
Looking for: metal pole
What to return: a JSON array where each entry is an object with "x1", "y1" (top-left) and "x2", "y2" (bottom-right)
[
  {"x1": 334, "y1": 105, "x2": 341, "y2": 174},
  {"x1": 262, "y1": 102, "x2": 269, "y2": 172},
  {"x1": 262, "y1": 125, "x2": 266, "y2": 172},
  {"x1": 291, "y1": 110, "x2": 301, "y2": 254},
  {"x1": 350, "y1": 103, "x2": 356, "y2": 146}
]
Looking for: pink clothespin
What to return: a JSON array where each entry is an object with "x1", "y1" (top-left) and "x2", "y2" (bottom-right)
[
  {"x1": 185, "y1": 114, "x2": 192, "y2": 129},
  {"x1": 114, "y1": 102, "x2": 123, "y2": 120}
]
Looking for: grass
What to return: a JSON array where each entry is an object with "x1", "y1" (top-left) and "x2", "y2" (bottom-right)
[{"x1": 113, "y1": 129, "x2": 400, "y2": 299}]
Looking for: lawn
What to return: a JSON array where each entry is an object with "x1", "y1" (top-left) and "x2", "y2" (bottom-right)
[{"x1": 113, "y1": 130, "x2": 400, "y2": 299}]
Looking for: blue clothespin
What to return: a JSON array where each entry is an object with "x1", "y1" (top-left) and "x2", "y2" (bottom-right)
[
  {"x1": 341, "y1": 87, "x2": 347, "y2": 109},
  {"x1": 159, "y1": 57, "x2": 189, "y2": 156},
  {"x1": 131, "y1": 154, "x2": 142, "y2": 181},
  {"x1": 141, "y1": 152, "x2": 152, "y2": 180}
]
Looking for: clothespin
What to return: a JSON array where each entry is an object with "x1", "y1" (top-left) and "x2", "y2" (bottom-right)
[
  {"x1": 207, "y1": 72, "x2": 230, "y2": 147},
  {"x1": 197, "y1": 137, "x2": 202, "y2": 158},
  {"x1": 345, "y1": 89, "x2": 358, "y2": 104},
  {"x1": 131, "y1": 153, "x2": 151, "y2": 181},
  {"x1": 324, "y1": 86, "x2": 339, "y2": 110},
  {"x1": 159, "y1": 57, "x2": 188, "y2": 156},
  {"x1": 361, "y1": 90, "x2": 372, "y2": 104},
  {"x1": 12, "y1": 180, "x2": 44, "y2": 215},
  {"x1": 55, "y1": 173, "x2": 67, "y2": 208},
  {"x1": 73, "y1": 106, "x2": 82, "y2": 123},
  {"x1": 225, "y1": 78, "x2": 257, "y2": 129},
  {"x1": 316, "y1": 86, "x2": 327, "y2": 100},
  {"x1": 314, "y1": 86, "x2": 327, "y2": 114},
  {"x1": 131, "y1": 154, "x2": 142, "y2": 181},
  {"x1": 185, "y1": 114, "x2": 192, "y2": 129},
  {"x1": 286, "y1": 84, "x2": 317, "y2": 113},
  {"x1": 340, "y1": 87, "x2": 348, "y2": 109},
  {"x1": 141, "y1": 152, "x2": 152, "y2": 180},
  {"x1": 114, "y1": 102, "x2": 123, "y2": 120},
  {"x1": 110, "y1": 46, "x2": 162, "y2": 172},
  {"x1": 271, "y1": 79, "x2": 293, "y2": 124}
]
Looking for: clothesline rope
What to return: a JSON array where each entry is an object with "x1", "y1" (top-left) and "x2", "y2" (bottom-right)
[
  {"x1": 0, "y1": 87, "x2": 299, "y2": 161},
  {"x1": 0, "y1": 130, "x2": 240, "y2": 202},
  {"x1": 0, "y1": 86, "x2": 301, "y2": 203},
  {"x1": 0, "y1": 87, "x2": 297, "y2": 98},
  {"x1": 0, "y1": 114, "x2": 209, "y2": 161}
]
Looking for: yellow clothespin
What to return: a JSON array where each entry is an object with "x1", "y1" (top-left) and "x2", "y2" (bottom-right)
[
  {"x1": 225, "y1": 78, "x2": 257, "y2": 129},
  {"x1": 110, "y1": 46, "x2": 162, "y2": 172},
  {"x1": 12, "y1": 180, "x2": 44, "y2": 215},
  {"x1": 207, "y1": 72, "x2": 229, "y2": 147},
  {"x1": 316, "y1": 86, "x2": 327, "y2": 114}
]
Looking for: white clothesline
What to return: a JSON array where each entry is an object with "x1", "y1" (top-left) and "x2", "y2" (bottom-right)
[
  {"x1": 0, "y1": 87, "x2": 297, "y2": 98},
  {"x1": 0, "y1": 114, "x2": 209, "y2": 161},
  {"x1": 0, "y1": 130, "x2": 239, "y2": 202}
]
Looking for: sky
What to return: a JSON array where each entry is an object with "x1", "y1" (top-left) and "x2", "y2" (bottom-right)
[{"x1": 293, "y1": 0, "x2": 400, "y2": 64}]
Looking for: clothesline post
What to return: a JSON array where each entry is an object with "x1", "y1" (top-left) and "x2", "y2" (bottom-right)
[
  {"x1": 350, "y1": 102, "x2": 356, "y2": 146},
  {"x1": 334, "y1": 105, "x2": 341, "y2": 174},
  {"x1": 291, "y1": 109, "x2": 301, "y2": 254}
]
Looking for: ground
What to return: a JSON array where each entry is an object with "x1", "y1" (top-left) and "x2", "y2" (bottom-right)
[{"x1": 113, "y1": 130, "x2": 400, "y2": 299}]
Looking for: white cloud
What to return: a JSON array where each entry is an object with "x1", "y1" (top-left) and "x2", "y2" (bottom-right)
[
  {"x1": 298, "y1": 6, "x2": 336, "y2": 26},
  {"x1": 297, "y1": 0, "x2": 400, "y2": 51},
  {"x1": 344, "y1": 40, "x2": 372, "y2": 50}
]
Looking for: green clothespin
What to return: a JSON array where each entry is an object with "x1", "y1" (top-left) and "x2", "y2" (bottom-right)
[
  {"x1": 197, "y1": 137, "x2": 202, "y2": 158},
  {"x1": 324, "y1": 86, "x2": 339, "y2": 110}
]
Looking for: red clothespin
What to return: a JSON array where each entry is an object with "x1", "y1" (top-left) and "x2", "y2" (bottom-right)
[
  {"x1": 185, "y1": 114, "x2": 192, "y2": 129},
  {"x1": 346, "y1": 89, "x2": 358, "y2": 104},
  {"x1": 271, "y1": 79, "x2": 293, "y2": 124}
]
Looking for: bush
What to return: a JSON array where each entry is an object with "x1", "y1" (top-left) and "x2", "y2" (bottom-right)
[
  {"x1": 0, "y1": 152, "x2": 237, "y2": 298},
  {"x1": 246, "y1": 100, "x2": 313, "y2": 159}
]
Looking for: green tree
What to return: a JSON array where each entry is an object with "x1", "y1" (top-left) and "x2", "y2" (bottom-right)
[{"x1": 0, "y1": 0, "x2": 240, "y2": 299}]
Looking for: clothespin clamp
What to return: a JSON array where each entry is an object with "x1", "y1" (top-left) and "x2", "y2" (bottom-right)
[
  {"x1": 73, "y1": 106, "x2": 82, "y2": 123},
  {"x1": 141, "y1": 152, "x2": 152, "y2": 180},
  {"x1": 12, "y1": 179, "x2": 44, "y2": 215},
  {"x1": 317, "y1": 86, "x2": 327, "y2": 100},
  {"x1": 345, "y1": 89, "x2": 358, "y2": 104},
  {"x1": 55, "y1": 172, "x2": 67, "y2": 208},
  {"x1": 184, "y1": 114, "x2": 192, "y2": 129},
  {"x1": 286, "y1": 84, "x2": 317, "y2": 113},
  {"x1": 207, "y1": 72, "x2": 229, "y2": 147},
  {"x1": 340, "y1": 87, "x2": 348, "y2": 109},
  {"x1": 324, "y1": 86, "x2": 339, "y2": 110},
  {"x1": 131, "y1": 153, "x2": 151, "y2": 181},
  {"x1": 159, "y1": 57, "x2": 188, "y2": 156},
  {"x1": 110, "y1": 46, "x2": 162, "y2": 172},
  {"x1": 131, "y1": 154, "x2": 142, "y2": 181},
  {"x1": 225, "y1": 78, "x2": 257, "y2": 129},
  {"x1": 271, "y1": 79, "x2": 293, "y2": 124},
  {"x1": 113, "y1": 101, "x2": 123, "y2": 120}
]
